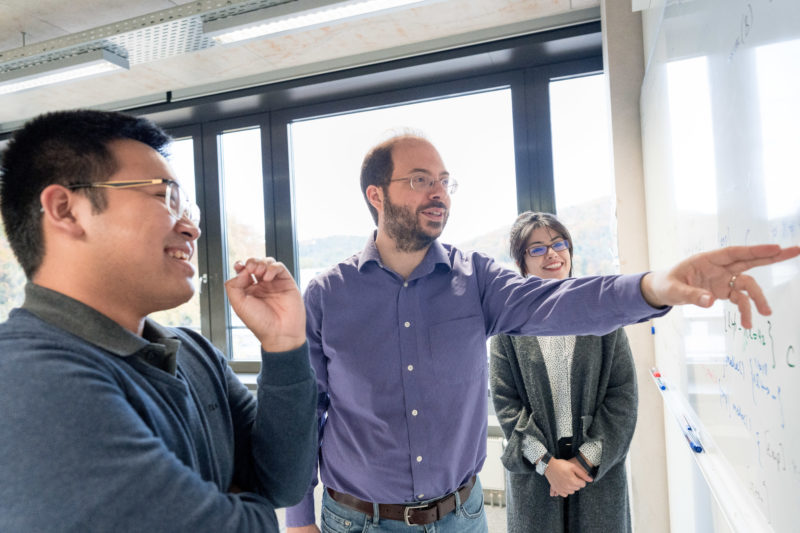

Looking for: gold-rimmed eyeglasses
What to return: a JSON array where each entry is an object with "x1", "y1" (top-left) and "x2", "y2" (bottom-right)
[
  {"x1": 390, "y1": 174, "x2": 458, "y2": 195},
  {"x1": 67, "y1": 179, "x2": 201, "y2": 225}
]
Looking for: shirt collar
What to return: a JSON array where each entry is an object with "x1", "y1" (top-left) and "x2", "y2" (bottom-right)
[
  {"x1": 357, "y1": 231, "x2": 383, "y2": 271},
  {"x1": 357, "y1": 231, "x2": 452, "y2": 279},
  {"x1": 22, "y1": 283, "x2": 180, "y2": 373}
]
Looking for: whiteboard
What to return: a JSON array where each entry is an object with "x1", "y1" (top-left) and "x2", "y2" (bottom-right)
[{"x1": 639, "y1": 1, "x2": 800, "y2": 532}]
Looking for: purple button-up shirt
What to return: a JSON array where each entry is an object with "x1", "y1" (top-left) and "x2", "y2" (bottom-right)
[{"x1": 286, "y1": 234, "x2": 666, "y2": 526}]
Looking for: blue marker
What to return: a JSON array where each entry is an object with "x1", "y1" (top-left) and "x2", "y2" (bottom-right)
[{"x1": 682, "y1": 416, "x2": 703, "y2": 453}]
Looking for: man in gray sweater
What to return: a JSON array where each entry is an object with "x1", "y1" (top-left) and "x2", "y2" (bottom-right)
[{"x1": 0, "y1": 110, "x2": 317, "y2": 532}]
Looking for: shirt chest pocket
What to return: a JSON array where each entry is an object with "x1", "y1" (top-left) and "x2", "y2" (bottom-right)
[{"x1": 427, "y1": 315, "x2": 487, "y2": 384}]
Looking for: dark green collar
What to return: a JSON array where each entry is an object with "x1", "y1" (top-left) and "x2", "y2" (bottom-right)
[{"x1": 22, "y1": 283, "x2": 180, "y2": 374}]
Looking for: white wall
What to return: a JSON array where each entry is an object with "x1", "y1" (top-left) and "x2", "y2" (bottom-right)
[{"x1": 601, "y1": 1, "x2": 670, "y2": 531}]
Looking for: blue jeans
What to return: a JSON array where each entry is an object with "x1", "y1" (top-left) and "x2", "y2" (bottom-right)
[{"x1": 319, "y1": 476, "x2": 488, "y2": 533}]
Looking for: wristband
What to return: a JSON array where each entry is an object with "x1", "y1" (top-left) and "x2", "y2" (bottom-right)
[
  {"x1": 535, "y1": 452, "x2": 552, "y2": 476},
  {"x1": 575, "y1": 452, "x2": 597, "y2": 476}
]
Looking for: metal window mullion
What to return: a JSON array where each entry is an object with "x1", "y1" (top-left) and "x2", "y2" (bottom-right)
[
  {"x1": 199, "y1": 122, "x2": 230, "y2": 356},
  {"x1": 268, "y1": 114, "x2": 297, "y2": 279}
]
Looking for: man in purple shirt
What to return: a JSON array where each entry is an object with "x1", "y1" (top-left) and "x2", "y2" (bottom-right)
[{"x1": 286, "y1": 134, "x2": 798, "y2": 532}]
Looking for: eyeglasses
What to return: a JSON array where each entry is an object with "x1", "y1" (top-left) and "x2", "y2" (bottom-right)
[
  {"x1": 526, "y1": 240, "x2": 570, "y2": 257},
  {"x1": 390, "y1": 174, "x2": 458, "y2": 195},
  {"x1": 67, "y1": 179, "x2": 201, "y2": 225}
]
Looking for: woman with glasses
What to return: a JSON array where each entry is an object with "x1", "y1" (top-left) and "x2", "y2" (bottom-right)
[{"x1": 490, "y1": 211, "x2": 637, "y2": 533}]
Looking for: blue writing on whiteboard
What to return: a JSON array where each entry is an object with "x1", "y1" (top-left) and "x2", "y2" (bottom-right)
[{"x1": 725, "y1": 354, "x2": 745, "y2": 377}]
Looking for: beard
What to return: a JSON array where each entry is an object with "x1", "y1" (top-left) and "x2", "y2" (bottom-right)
[{"x1": 383, "y1": 192, "x2": 449, "y2": 252}]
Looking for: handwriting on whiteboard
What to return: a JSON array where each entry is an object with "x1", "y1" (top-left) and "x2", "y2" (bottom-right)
[{"x1": 729, "y1": 3, "x2": 754, "y2": 62}]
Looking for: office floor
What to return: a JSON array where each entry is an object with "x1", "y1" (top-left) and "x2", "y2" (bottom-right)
[
  {"x1": 485, "y1": 501, "x2": 508, "y2": 532},
  {"x1": 277, "y1": 487, "x2": 508, "y2": 532}
]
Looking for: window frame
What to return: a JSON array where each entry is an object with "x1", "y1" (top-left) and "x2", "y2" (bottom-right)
[{"x1": 0, "y1": 23, "x2": 604, "y2": 362}]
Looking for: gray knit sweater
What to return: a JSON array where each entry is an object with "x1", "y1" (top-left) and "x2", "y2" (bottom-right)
[
  {"x1": 0, "y1": 283, "x2": 317, "y2": 532},
  {"x1": 490, "y1": 329, "x2": 637, "y2": 533}
]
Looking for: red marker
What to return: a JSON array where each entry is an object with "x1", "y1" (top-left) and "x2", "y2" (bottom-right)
[{"x1": 650, "y1": 367, "x2": 666, "y2": 390}]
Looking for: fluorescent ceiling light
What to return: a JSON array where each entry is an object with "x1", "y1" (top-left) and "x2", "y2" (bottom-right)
[
  {"x1": 0, "y1": 49, "x2": 129, "y2": 96},
  {"x1": 204, "y1": 0, "x2": 428, "y2": 44}
]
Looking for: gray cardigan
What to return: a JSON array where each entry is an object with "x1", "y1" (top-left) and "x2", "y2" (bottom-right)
[{"x1": 490, "y1": 329, "x2": 637, "y2": 533}]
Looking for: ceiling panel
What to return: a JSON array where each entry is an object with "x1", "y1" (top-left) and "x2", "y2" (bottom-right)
[
  {"x1": 0, "y1": 0, "x2": 601, "y2": 131},
  {"x1": 0, "y1": 0, "x2": 194, "y2": 51}
]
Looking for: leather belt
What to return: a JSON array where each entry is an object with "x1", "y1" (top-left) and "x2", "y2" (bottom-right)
[{"x1": 327, "y1": 476, "x2": 476, "y2": 526}]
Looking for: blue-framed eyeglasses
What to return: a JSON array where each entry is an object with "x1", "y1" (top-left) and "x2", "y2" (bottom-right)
[
  {"x1": 526, "y1": 240, "x2": 570, "y2": 257},
  {"x1": 390, "y1": 174, "x2": 458, "y2": 195},
  {"x1": 67, "y1": 179, "x2": 200, "y2": 225}
]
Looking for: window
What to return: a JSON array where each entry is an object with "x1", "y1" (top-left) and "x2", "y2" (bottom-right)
[
  {"x1": 150, "y1": 137, "x2": 202, "y2": 330},
  {"x1": 0, "y1": 218, "x2": 25, "y2": 321},
  {"x1": 0, "y1": 24, "x2": 603, "y2": 359},
  {"x1": 290, "y1": 89, "x2": 518, "y2": 291},
  {"x1": 0, "y1": 139, "x2": 25, "y2": 321},
  {"x1": 549, "y1": 73, "x2": 619, "y2": 276},
  {"x1": 219, "y1": 128, "x2": 268, "y2": 360}
]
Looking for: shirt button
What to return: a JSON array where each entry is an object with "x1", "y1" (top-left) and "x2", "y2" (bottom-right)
[
  {"x1": 416, "y1": 456, "x2": 423, "y2": 462},
  {"x1": 407, "y1": 365, "x2": 414, "y2": 371},
  {"x1": 404, "y1": 321, "x2": 411, "y2": 328},
  {"x1": 412, "y1": 409, "x2": 418, "y2": 416},
  {"x1": 418, "y1": 494, "x2": 425, "y2": 499},
  {"x1": 403, "y1": 282, "x2": 409, "y2": 287}
]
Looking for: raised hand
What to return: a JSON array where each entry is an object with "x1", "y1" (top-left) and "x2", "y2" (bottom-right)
[
  {"x1": 641, "y1": 244, "x2": 800, "y2": 329},
  {"x1": 224, "y1": 257, "x2": 306, "y2": 353}
]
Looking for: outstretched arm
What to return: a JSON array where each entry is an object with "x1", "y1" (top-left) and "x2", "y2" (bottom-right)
[{"x1": 640, "y1": 245, "x2": 800, "y2": 329}]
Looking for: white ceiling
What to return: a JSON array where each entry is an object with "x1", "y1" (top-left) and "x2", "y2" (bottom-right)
[{"x1": 0, "y1": 0, "x2": 600, "y2": 131}]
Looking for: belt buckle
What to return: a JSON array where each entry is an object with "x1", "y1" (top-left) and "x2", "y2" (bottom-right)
[{"x1": 403, "y1": 503, "x2": 429, "y2": 526}]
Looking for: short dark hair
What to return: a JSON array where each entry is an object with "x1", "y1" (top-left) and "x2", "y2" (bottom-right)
[
  {"x1": 0, "y1": 109, "x2": 172, "y2": 278},
  {"x1": 509, "y1": 211, "x2": 574, "y2": 277},
  {"x1": 359, "y1": 133, "x2": 426, "y2": 225}
]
